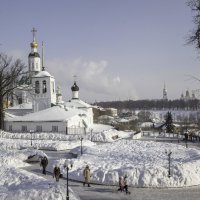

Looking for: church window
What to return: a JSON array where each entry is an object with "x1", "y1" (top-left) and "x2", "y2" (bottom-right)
[
  {"x1": 36, "y1": 63, "x2": 38, "y2": 69},
  {"x1": 52, "y1": 126, "x2": 58, "y2": 132},
  {"x1": 43, "y1": 80, "x2": 47, "y2": 93},
  {"x1": 21, "y1": 126, "x2": 27, "y2": 132},
  {"x1": 32, "y1": 62, "x2": 34, "y2": 70},
  {"x1": 35, "y1": 81, "x2": 40, "y2": 94}
]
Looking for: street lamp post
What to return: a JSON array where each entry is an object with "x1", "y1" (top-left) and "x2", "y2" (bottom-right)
[
  {"x1": 90, "y1": 128, "x2": 93, "y2": 142},
  {"x1": 30, "y1": 130, "x2": 34, "y2": 146},
  {"x1": 80, "y1": 137, "x2": 83, "y2": 155},
  {"x1": 185, "y1": 132, "x2": 188, "y2": 148},
  {"x1": 177, "y1": 131, "x2": 180, "y2": 143},
  {"x1": 64, "y1": 160, "x2": 73, "y2": 200},
  {"x1": 66, "y1": 165, "x2": 69, "y2": 200},
  {"x1": 186, "y1": 137, "x2": 188, "y2": 148},
  {"x1": 165, "y1": 150, "x2": 172, "y2": 178}
]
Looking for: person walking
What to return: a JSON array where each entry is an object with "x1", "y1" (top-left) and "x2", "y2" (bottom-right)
[
  {"x1": 118, "y1": 176, "x2": 124, "y2": 192},
  {"x1": 40, "y1": 156, "x2": 48, "y2": 175},
  {"x1": 124, "y1": 175, "x2": 130, "y2": 194},
  {"x1": 53, "y1": 165, "x2": 61, "y2": 182},
  {"x1": 83, "y1": 165, "x2": 91, "y2": 187},
  {"x1": 185, "y1": 131, "x2": 189, "y2": 141}
]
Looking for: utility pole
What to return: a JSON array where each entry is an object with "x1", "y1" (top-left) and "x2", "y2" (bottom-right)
[
  {"x1": 90, "y1": 128, "x2": 93, "y2": 142},
  {"x1": 165, "y1": 150, "x2": 172, "y2": 178},
  {"x1": 81, "y1": 137, "x2": 83, "y2": 155}
]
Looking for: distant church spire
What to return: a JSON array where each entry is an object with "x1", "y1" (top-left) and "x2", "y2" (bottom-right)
[
  {"x1": 42, "y1": 41, "x2": 45, "y2": 71},
  {"x1": 56, "y1": 86, "x2": 63, "y2": 104},
  {"x1": 163, "y1": 83, "x2": 168, "y2": 100}
]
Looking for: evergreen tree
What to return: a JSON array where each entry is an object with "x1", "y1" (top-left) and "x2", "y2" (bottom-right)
[{"x1": 165, "y1": 111, "x2": 174, "y2": 133}]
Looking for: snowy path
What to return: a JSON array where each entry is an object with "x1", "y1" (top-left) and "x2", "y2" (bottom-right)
[
  {"x1": 23, "y1": 151, "x2": 132, "y2": 200},
  {"x1": 22, "y1": 149, "x2": 200, "y2": 200}
]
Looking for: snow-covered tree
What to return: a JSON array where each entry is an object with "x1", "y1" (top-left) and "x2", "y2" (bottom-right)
[{"x1": 0, "y1": 53, "x2": 26, "y2": 130}]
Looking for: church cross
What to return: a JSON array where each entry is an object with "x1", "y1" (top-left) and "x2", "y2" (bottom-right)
[
  {"x1": 73, "y1": 75, "x2": 77, "y2": 82},
  {"x1": 31, "y1": 27, "x2": 37, "y2": 41}
]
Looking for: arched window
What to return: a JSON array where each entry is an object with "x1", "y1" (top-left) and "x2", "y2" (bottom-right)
[
  {"x1": 35, "y1": 81, "x2": 40, "y2": 94},
  {"x1": 43, "y1": 80, "x2": 47, "y2": 93}
]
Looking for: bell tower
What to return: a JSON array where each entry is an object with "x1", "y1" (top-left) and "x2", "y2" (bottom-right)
[
  {"x1": 32, "y1": 42, "x2": 56, "y2": 112},
  {"x1": 28, "y1": 28, "x2": 41, "y2": 78}
]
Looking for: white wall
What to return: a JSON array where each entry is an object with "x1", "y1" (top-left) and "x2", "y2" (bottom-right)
[
  {"x1": 4, "y1": 116, "x2": 85, "y2": 134},
  {"x1": 5, "y1": 121, "x2": 67, "y2": 133}
]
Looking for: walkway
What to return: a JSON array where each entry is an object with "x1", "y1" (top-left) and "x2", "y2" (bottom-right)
[{"x1": 23, "y1": 149, "x2": 200, "y2": 200}]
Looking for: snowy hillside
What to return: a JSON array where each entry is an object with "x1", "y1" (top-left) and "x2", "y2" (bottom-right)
[{"x1": 52, "y1": 140, "x2": 200, "y2": 188}]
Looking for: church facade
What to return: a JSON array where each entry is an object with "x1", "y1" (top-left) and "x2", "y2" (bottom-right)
[{"x1": 4, "y1": 28, "x2": 93, "y2": 134}]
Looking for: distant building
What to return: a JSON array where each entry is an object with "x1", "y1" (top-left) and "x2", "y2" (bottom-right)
[
  {"x1": 163, "y1": 83, "x2": 168, "y2": 100},
  {"x1": 161, "y1": 84, "x2": 197, "y2": 101},
  {"x1": 180, "y1": 90, "x2": 196, "y2": 101}
]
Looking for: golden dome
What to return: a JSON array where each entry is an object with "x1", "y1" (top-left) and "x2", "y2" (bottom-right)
[{"x1": 30, "y1": 41, "x2": 38, "y2": 48}]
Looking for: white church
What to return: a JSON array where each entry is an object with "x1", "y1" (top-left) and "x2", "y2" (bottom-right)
[{"x1": 4, "y1": 28, "x2": 93, "y2": 134}]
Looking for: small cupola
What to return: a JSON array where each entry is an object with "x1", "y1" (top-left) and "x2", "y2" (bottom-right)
[
  {"x1": 28, "y1": 28, "x2": 41, "y2": 76},
  {"x1": 71, "y1": 81, "x2": 79, "y2": 92},
  {"x1": 71, "y1": 81, "x2": 79, "y2": 99},
  {"x1": 29, "y1": 28, "x2": 40, "y2": 56}
]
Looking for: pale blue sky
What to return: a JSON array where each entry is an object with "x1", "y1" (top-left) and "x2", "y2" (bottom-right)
[{"x1": 0, "y1": 0, "x2": 200, "y2": 102}]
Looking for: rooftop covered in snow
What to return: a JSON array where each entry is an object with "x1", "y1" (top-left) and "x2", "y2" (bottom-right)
[{"x1": 6, "y1": 106, "x2": 88, "y2": 122}]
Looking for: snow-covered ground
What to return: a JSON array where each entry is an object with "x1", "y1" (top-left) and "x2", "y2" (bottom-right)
[
  {"x1": 0, "y1": 127, "x2": 134, "y2": 200},
  {"x1": 0, "y1": 127, "x2": 135, "y2": 152},
  {"x1": 0, "y1": 137, "x2": 95, "y2": 151},
  {"x1": 1, "y1": 129, "x2": 200, "y2": 200},
  {"x1": 0, "y1": 147, "x2": 80, "y2": 200},
  {"x1": 0, "y1": 124, "x2": 114, "y2": 141},
  {"x1": 51, "y1": 140, "x2": 200, "y2": 188}
]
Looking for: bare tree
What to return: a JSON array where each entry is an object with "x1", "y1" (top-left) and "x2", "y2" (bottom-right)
[
  {"x1": 0, "y1": 53, "x2": 26, "y2": 130},
  {"x1": 187, "y1": 0, "x2": 200, "y2": 48}
]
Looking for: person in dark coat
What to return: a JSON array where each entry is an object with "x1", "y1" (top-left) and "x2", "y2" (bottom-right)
[
  {"x1": 53, "y1": 165, "x2": 61, "y2": 182},
  {"x1": 185, "y1": 132, "x2": 189, "y2": 141},
  {"x1": 83, "y1": 165, "x2": 92, "y2": 187},
  {"x1": 123, "y1": 175, "x2": 130, "y2": 194},
  {"x1": 117, "y1": 176, "x2": 124, "y2": 192},
  {"x1": 40, "y1": 156, "x2": 48, "y2": 175}
]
